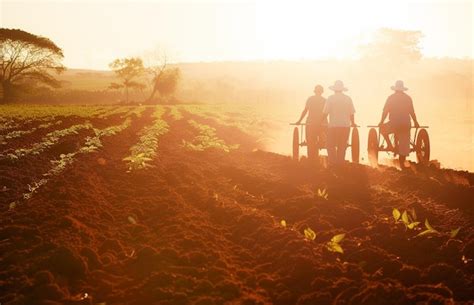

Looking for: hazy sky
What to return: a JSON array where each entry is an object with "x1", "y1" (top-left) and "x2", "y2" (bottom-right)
[{"x1": 1, "y1": 0, "x2": 472, "y2": 69}]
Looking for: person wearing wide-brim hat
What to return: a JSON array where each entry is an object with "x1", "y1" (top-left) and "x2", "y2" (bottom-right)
[
  {"x1": 378, "y1": 80, "x2": 420, "y2": 169},
  {"x1": 321, "y1": 80, "x2": 357, "y2": 166}
]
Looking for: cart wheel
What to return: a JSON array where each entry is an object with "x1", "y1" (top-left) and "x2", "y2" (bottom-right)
[
  {"x1": 351, "y1": 127, "x2": 360, "y2": 163},
  {"x1": 416, "y1": 128, "x2": 430, "y2": 164},
  {"x1": 292, "y1": 127, "x2": 299, "y2": 161},
  {"x1": 368, "y1": 128, "x2": 379, "y2": 166}
]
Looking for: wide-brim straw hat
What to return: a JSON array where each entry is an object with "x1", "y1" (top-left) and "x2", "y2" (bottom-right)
[
  {"x1": 329, "y1": 80, "x2": 348, "y2": 92},
  {"x1": 391, "y1": 80, "x2": 408, "y2": 91}
]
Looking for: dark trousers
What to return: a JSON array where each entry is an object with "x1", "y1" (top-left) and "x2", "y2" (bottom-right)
[
  {"x1": 327, "y1": 127, "x2": 350, "y2": 165},
  {"x1": 306, "y1": 124, "x2": 325, "y2": 160}
]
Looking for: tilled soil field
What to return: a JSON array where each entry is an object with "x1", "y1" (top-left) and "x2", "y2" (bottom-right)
[{"x1": 1, "y1": 106, "x2": 473, "y2": 305}]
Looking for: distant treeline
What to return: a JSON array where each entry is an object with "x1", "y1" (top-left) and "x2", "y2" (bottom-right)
[{"x1": 7, "y1": 58, "x2": 473, "y2": 120}]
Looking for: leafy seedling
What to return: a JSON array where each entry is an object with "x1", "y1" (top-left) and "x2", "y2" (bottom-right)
[
  {"x1": 327, "y1": 233, "x2": 345, "y2": 254},
  {"x1": 393, "y1": 208, "x2": 419, "y2": 230},
  {"x1": 304, "y1": 227, "x2": 316, "y2": 240},
  {"x1": 407, "y1": 221, "x2": 421, "y2": 230},
  {"x1": 280, "y1": 220, "x2": 287, "y2": 228},
  {"x1": 403, "y1": 210, "x2": 420, "y2": 229},
  {"x1": 450, "y1": 227, "x2": 460, "y2": 239},
  {"x1": 401, "y1": 210, "x2": 410, "y2": 226},
  {"x1": 392, "y1": 208, "x2": 401, "y2": 222},
  {"x1": 416, "y1": 219, "x2": 439, "y2": 237},
  {"x1": 317, "y1": 188, "x2": 328, "y2": 200}
]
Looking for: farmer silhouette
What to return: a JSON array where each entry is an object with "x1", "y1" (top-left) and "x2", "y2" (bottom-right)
[
  {"x1": 322, "y1": 80, "x2": 356, "y2": 166},
  {"x1": 379, "y1": 80, "x2": 420, "y2": 169},
  {"x1": 295, "y1": 85, "x2": 327, "y2": 160}
]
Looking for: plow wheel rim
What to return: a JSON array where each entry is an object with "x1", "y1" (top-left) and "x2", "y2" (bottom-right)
[
  {"x1": 368, "y1": 128, "x2": 379, "y2": 166},
  {"x1": 292, "y1": 127, "x2": 299, "y2": 161},
  {"x1": 416, "y1": 128, "x2": 430, "y2": 164},
  {"x1": 351, "y1": 127, "x2": 360, "y2": 163}
]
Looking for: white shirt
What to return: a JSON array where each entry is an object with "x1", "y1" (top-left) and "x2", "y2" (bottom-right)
[{"x1": 323, "y1": 92, "x2": 355, "y2": 127}]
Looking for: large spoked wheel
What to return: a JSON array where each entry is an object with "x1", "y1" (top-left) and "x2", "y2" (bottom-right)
[
  {"x1": 351, "y1": 127, "x2": 360, "y2": 163},
  {"x1": 416, "y1": 128, "x2": 430, "y2": 164},
  {"x1": 368, "y1": 128, "x2": 379, "y2": 167},
  {"x1": 292, "y1": 127, "x2": 299, "y2": 161}
]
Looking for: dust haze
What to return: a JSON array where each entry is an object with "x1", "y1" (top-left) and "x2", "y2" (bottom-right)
[
  {"x1": 53, "y1": 56, "x2": 472, "y2": 170},
  {"x1": 7, "y1": 28, "x2": 473, "y2": 171}
]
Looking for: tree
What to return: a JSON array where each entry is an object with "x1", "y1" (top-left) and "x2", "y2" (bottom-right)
[
  {"x1": 0, "y1": 28, "x2": 65, "y2": 103},
  {"x1": 145, "y1": 52, "x2": 167, "y2": 102},
  {"x1": 153, "y1": 67, "x2": 181, "y2": 101},
  {"x1": 108, "y1": 57, "x2": 145, "y2": 103},
  {"x1": 143, "y1": 52, "x2": 181, "y2": 102},
  {"x1": 359, "y1": 28, "x2": 423, "y2": 64}
]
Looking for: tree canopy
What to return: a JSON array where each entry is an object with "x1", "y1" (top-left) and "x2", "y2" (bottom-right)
[
  {"x1": 108, "y1": 57, "x2": 145, "y2": 103},
  {"x1": 359, "y1": 28, "x2": 423, "y2": 64},
  {"x1": 143, "y1": 52, "x2": 181, "y2": 102},
  {"x1": 0, "y1": 28, "x2": 65, "y2": 102},
  {"x1": 154, "y1": 68, "x2": 181, "y2": 98}
]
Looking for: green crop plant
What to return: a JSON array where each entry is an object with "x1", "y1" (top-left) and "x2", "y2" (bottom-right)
[
  {"x1": 96, "y1": 106, "x2": 130, "y2": 119},
  {"x1": 326, "y1": 233, "x2": 345, "y2": 254},
  {"x1": 121, "y1": 106, "x2": 149, "y2": 119},
  {"x1": 0, "y1": 118, "x2": 19, "y2": 132},
  {"x1": 393, "y1": 209, "x2": 461, "y2": 239},
  {"x1": 0, "y1": 105, "x2": 117, "y2": 121},
  {"x1": 392, "y1": 208, "x2": 420, "y2": 230},
  {"x1": 94, "y1": 118, "x2": 131, "y2": 138},
  {"x1": 80, "y1": 136, "x2": 102, "y2": 153},
  {"x1": 0, "y1": 115, "x2": 59, "y2": 143},
  {"x1": 183, "y1": 104, "x2": 276, "y2": 145},
  {"x1": 14, "y1": 118, "x2": 132, "y2": 204},
  {"x1": 168, "y1": 106, "x2": 184, "y2": 120},
  {"x1": 123, "y1": 153, "x2": 154, "y2": 170},
  {"x1": 450, "y1": 227, "x2": 461, "y2": 238},
  {"x1": 317, "y1": 188, "x2": 328, "y2": 200},
  {"x1": 416, "y1": 219, "x2": 439, "y2": 237},
  {"x1": 3, "y1": 129, "x2": 36, "y2": 140},
  {"x1": 123, "y1": 107, "x2": 169, "y2": 171},
  {"x1": 183, "y1": 120, "x2": 238, "y2": 152},
  {"x1": 23, "y1": 179, "x2": 48, "y2": 200},
  {"x1": 0, "y1": 122, "x2": 93, "y2": 160},
  {"x1": 304, "y1": 227, "x2": 316, "y2": 240},
  {"x1": 392, "y1": 208, "x2": 401, "y2": 222},
  {"x1": 47, "y1": 153, "x2": 76, "y2": 176}
]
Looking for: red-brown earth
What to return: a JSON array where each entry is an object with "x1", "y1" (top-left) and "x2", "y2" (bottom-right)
[{"x1": 0, "y1": 107, "x2": 473, "y2": 305}]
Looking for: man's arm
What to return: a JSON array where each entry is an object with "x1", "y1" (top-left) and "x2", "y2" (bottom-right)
[
  {"x1": 295, "y1": 107, "x2": 308, "y2": 124},
  {"x1": 350, "y1": 114, "x2": 356, "y2": 127},
  {"x1": 321, "y1": 99, "x2": 330, "y2": 124},
  {"x1": 350, "y1": 98, "x2": 356, "y2": 126},
  {"x1": 379, "y1": 98, "x2": 390, "y2": 125},
  {"x1": 379, "y1": 111, "x2": 388, "y2": 126},
  {"x1": 321, "y1": 112, "x2": 329, "y2": 124}
]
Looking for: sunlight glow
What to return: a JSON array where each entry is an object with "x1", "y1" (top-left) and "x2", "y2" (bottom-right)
[{"x1": 1, "y1": 0, "x2": 472, "y2": 68}]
